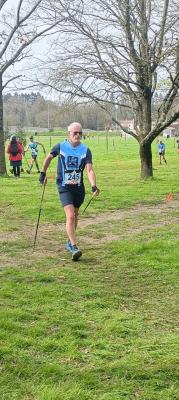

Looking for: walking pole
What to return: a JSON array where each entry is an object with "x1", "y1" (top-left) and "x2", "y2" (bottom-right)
[
  {"x1": 24, "y1": 154, "x2": 31, "y2": 170},
  {"x1": 82, "y1": 192, "x2": 96, "y2": 214},
  {"x1": 33, "y1": 180, "x2": 47, "y2": 250}
]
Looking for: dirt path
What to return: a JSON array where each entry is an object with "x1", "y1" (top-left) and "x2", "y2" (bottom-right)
[
  {"x1": 0, "y1": 196, "x2": 178, "y2": 255},
  {"x1": 79, "y1": 198, "x2": 178, "y2": 228}
]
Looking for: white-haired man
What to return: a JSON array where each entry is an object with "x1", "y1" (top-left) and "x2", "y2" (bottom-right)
[{"x1": 39, "y1": 122, "x2": 100, "y2": 261}]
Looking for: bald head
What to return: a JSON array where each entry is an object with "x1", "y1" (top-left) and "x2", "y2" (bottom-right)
[
  {"x1": 68, "y1": 122, "x2": 82, "y2": 134},
  {"x1": 67, "y1": 122, "x2": 83, "y2": 147}
]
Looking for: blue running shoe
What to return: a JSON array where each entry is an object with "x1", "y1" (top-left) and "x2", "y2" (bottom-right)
[
  {"x1": 71, "y1": 245, "x2": 82, "y2": 261},
  {"x1": 65, "y1": 241, "x2": 72, "y2": 252}
]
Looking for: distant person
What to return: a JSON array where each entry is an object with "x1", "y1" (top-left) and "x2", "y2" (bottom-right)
[
  {"x1": 39, "y1": 122, "x2": 100, "y2": 261},
  {"x1": 9, "y1": 136, "x2": 25, "y2": 174},
  {"x1": 24, "y1": 136, "x2": 45, "y2": 174},
  {"x1": 176, "y1": 139, "x2": 179, "y2": 154},
  {"x1": 7, "y1": 135, "x2": 23, "y2": 177},
  {"x1": 17, "y1": 136, "x2": 25, "y2": 172},
  {"x1": 158, "y1": 140, "x2": 167, "y2": 164}
]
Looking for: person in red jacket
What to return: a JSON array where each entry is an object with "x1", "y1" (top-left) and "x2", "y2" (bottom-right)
[{"x1": 7, "y1": 135, "x2": 23, "y2": 177}]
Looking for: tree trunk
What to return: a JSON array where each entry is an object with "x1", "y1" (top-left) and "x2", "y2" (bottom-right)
[
  {"x1": 0, "y1": 73, "x2": 7, "y2": 176},
  {"x1": 139, "y1": 141, "x2": 153, "y2": 179}
]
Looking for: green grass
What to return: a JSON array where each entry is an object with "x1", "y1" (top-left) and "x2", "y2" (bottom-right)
[
  {"x1": 1, "y1": 135, "x2": 178, "y2": 221},
  {"x1": 0, "y1": 134, "x2": 179, "y2": 399}
]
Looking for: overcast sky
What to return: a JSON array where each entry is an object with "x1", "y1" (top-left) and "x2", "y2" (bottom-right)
[
  {"x1": 1, "y1": 0, "x2": 55, "y2": 98},
  {"x1": 3, "y1": 0, "x2": 50, "y2": 55}
]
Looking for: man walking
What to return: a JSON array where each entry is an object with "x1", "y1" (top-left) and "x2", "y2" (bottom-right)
[
  {"x1": 158, "y1": 140, "x2": 167, "y2": 164},
  {"x1": 39, "y1": 122, "x2": 100, "y2": 261}
]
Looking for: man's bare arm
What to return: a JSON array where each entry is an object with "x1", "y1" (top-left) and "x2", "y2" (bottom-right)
[
  {"x1": 41, "y1": 153, "x2": 53, "y2": 173},
  {"x1": 86, "y1": 163, "x2": 100, "y2": 195}
]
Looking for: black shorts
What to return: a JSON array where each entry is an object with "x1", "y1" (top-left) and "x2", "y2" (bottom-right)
[
  {"x1": 58, "y1": 186, "x2": 85, "y2": 208},
  {"x1": 32, "y1": 154, "x2": 38, "y2": 160}
]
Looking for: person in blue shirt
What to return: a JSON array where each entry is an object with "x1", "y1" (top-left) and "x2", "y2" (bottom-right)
[
  {"x1": 39, "y1": 122, "x2": 100, "y2": 261},
  {"x1": 25, "y1": 136, "x2": 45, "y2": 174},
  {"x1": 158, "y1": 140, "x2": 167, "y2": 164},
  {"x1": 176, "y1": 139, "x2": 179, "y2": 153}
]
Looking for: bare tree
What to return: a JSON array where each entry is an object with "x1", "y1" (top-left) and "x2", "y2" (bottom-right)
[
  {"x1": 46, "y1": 0, "x2": 179, "y2": 178},
  {"x1": 0, "y1": 0, "x2": 65, "y2": 175}
]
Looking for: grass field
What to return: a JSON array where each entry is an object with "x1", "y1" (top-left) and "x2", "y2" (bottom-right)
[{"x1": 0, "y1": 134, "x2": 179, "y2": 399}]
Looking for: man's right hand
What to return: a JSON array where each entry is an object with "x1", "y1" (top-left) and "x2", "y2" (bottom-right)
[{"x1": 39, "y1": 171, "x2": 46, "y2": 185}]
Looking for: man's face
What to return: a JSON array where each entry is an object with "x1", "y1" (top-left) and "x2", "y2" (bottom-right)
[{"x1": 68, "y1": 125, "x2": 82, "y2": 146}]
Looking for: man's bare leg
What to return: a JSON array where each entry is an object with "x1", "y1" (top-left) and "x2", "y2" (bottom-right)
[
  {"x1": 64, "y1": 204, "x2": 77, "y2": 245},
  {"x1": 63, "y1": 205, "x2": 82, "y2": 260},
  {"x1": 74, "y1": 208, "x2": 79, "y2": 230}
]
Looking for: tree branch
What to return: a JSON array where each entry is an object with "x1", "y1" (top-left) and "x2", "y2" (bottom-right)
[
  {"x1": 2, "y1": 75, "x2": 22, "y2": 90},
  {"x1": 0, "y1": 0, "x2": 7, "y2": 11},
  {"x1": 155, "y1": 0, "x2": 169, "y2": 63},
  {"x1": 143, "y1": 110, "x2": 179, "y2": 144},
  {"x1": 1, "y1": 18, "x2": 64, "y2": 74},
  {"x1": 17, "y1": 0, "x2": 23, "y2": 24},
  {"x1": 0, "y1": 0, "x2": 42, "y2": 59}
]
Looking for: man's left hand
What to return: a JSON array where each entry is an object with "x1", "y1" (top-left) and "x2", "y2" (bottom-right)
[{"x1": 91, "y1": 185, "x2": 100, "y2": 195}]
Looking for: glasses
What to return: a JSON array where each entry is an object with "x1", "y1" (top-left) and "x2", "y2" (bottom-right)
[{"x1": 72, "y1": 131, "x2": 82, "y2": 136}]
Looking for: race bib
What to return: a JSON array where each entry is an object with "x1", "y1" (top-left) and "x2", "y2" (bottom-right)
[{"x1": 64, "y1": 171, "x2": 81, "y2": 185}]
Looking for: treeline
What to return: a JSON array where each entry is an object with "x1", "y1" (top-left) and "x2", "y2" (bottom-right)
[{"x1": 3, "y1": 92, "x2": 132, "y2": 131}]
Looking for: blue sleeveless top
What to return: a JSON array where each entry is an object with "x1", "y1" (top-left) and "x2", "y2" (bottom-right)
[
  {"x1": 29, "y1": 142, "x2": 38, "y2": 156},
  {"x1": 50, "y1": 140, "x2": 92, "y2": 188}
]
